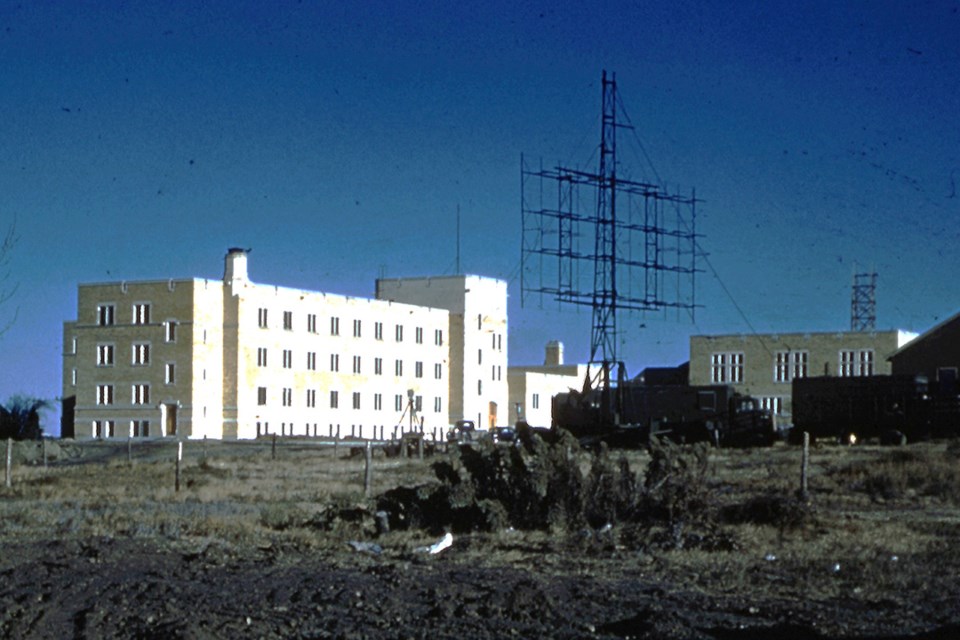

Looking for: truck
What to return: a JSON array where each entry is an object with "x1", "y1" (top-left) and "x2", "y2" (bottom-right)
[{"x1": 551, "y1": 365, "x2": 776, "y2": 448}]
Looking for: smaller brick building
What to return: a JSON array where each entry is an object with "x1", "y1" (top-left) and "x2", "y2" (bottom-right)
[
  {"x1": 690, "y1": 330, "x2": 917, "y2": 423},
  {"x1": 889, "y1": 311, "x2": 960, "y2": 395}
]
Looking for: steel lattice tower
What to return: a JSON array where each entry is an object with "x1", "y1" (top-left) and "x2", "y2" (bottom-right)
[{"x1": 851, "y1": 271, "x2": 877, "y2": 332}]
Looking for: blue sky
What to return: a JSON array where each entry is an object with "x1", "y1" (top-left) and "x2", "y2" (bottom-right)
[{"x1": 1, "y1": 1, "x2": 958, "y2": 433}]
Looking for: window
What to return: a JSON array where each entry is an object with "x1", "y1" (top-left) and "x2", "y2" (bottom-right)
[
  {"x1": 306, "y1": 352, "x2": 317, "y2": 370},
  {"x1": 415, "y1": 361, "x2": 423, "y2": 378},
  {"x1": 306, "y1": 389, "x2": 316, "y2": 408},
  {"x1": 415, "y1": 395, "x2": 423, "y2": 412},
  {"x1": 96, "y1": 384, "x2": 114, "y2": 405},
  {"x1": 131, "y1": 420, "x2": 150, "y2": 437},
  {"x1": 374, "y1": 357, "x2": 383, "y2": 375},
  {"x1": 477, "y1": 314, "x2": 482, "y2": 329},
  {"x1": 258, "y1": 308, "x2": 268, "y2": 328},
  {"x1": 374, "y1": 322, "x2": 383, "y2": 340},
  {"x1": 97, "y1": 304, "x2": 115, "y2": 326},
  {"x1": 165, "y1": 363, "x2": 175, "y2": 384},
  {"x1": 415, "y1": 327, "x2": 423, "y2": 344},
  {"x1": 94, "y1": 420, "x2": 115, "y2": 438},
  {"x1": 497, "y1": 334, "x2": 502, "y2": 351},
  {"x1": 395, "y1": 359, "x2": 403, "y2": 376},
  {"x1": 374, "y1": 393, "x2": 383, "y2": 411},
  {"x1": 330, "y1": 353, "x2": 339, "y2": 372},
  {"x1": 258, "y1": 386, "x2": 267, "y2": 405},
  {"x1": 532, "y1": 393, "x2": 540, "y2": 409},
  {"x1": 478, "y1": 380, "x2": 482, "y2": 395},
  {"x1": 307, "y1": 313, "x2": 317, "y2": 333},
  {"x1": 257, "y1": 347, "x2": 268, "y2": 367},
  {"x1": 434, "y1": 363, "x2": 442, "y2": 379},
  {"x1": 711, "y1": 352, "x2": 743, "y2": 384},
  {"x1": 839, "y1": 349, "x2": 874, "y2": 377},
  {"x1": 132, "y1": 343, "x2": 150, "y2": 366},
  {"x1": 858, "y1": 350, "x2": 874, "y2": 376},
  {"x1": 282, "y1": 387, "x2": 293, "y2": 407},
  {"x1": 434, "y1": 397, "x2": 442, "y2": 413},
  {"x1": 330, "y1": 316, "x2": 340, "y2": 336},
  {"x1": 330, "y1": 390, "x2": 339, "y2": 409},
  {"x1": 132, "y1": 383, "x2": 150, "y2": 405},
  {"x1": 352, "y1": 355, "x2": 362, "y2": 374},
  {"x1": 71, "y1": 337, "x2": 78, "y2": 354},
  {"x1": 133, "y1": 303, "x2": 150, "y2": 325},
  {"x1": 283, "y1": 311, "x2": 293, "y2": 330},
  {"x1": 353, "y1": 319, "x2": 362, "y2": 337},
  {"x1": 71, "y1": 369, "x2": 77, "y2": 386},
  {"x1": 492, "y1": 334, "x2": 497, "y2": 349},
  {"x1": 395, "y1": 324, "x2": 403, "y2": 342},
  {"x1": 775, "y1": 351, "x2": 808, "y2": 383},
  {"x1": 165, "y1": 321, "x2": 177, "y2": 342},
  {"x1": 282, "y1": 349, "x2": 293, "y2": 369},
  {"x1": 435, "y1": 329, "x2": 443, "y2": 346},
  {"x1": 352, "y1": 392, "x2": 361, "y2": 410},
  {"x1": 760, "y1": 397, "x2": 783, "y2": 414},
  {"x1": 395, "y1": 395, "x2": 403, "y2": 411},
  {"x1": 97, "y1": 344, "x2": 114, "y2": 366},
  {"x1": 478, "y1": 349, "x2": 482, "y2": 365}
]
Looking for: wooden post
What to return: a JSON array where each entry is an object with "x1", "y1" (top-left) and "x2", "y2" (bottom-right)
[
  {"x1": 334, "y1": 426, "x2": 340, "y2": 457},
  {"x1": 202, "y1": 435, "x2": 207, "y2": 460},
  {"x1": 271, "y1": 433, "x2": 277, "y2": 460},
  {"x1": 363, "y1": 440, "x2": 373, "y2": 497},
  {"x1": 5, "y1": 438, "x2": 11, "y2": 489},
  {"x1": 175, "y1": 441, "x2": 183, "y2": 492},
  {"x1": 800, "y1": 431, "x2": 810, "y2": 500},
  {"x1": 127, "y1": 436, "x2": 133, "y2": 466},
  {"x1": 417, "y1": 434, "x2": 424, "y2": 460},
  {"x1": 42, "y1": 437, "x2": 47, "y2": 468}
]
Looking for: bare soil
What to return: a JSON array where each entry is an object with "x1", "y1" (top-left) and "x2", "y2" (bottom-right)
[{"x1": 1, "y1": 438, "x2": 959, "y2": 639}]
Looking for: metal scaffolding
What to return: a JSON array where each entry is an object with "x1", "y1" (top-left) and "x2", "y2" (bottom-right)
[{"x1": 851, "y1": 271, "x2": 877, "y2": 332}]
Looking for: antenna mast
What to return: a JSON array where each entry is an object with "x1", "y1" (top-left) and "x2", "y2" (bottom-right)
[{"x1": 521, "y1": 70, "x2": 701, "y2": 367}]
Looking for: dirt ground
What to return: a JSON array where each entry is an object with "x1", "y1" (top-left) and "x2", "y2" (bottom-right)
[{"x1": 1, "y1": 438, "x2": 959, "y2": 639}]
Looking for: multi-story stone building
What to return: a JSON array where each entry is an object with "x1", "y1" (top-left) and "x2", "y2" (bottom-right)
[
  {"x1": 375, "y1": 274, "x2": 508, "y2": 429},
  {"x1": 689, "y1": 330, "x2": 917, "y2": 422},
  {"x1": 62, "y1": 249, "x2": 503, "y2": 440}
]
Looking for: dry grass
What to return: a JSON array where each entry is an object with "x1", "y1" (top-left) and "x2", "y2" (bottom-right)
[{"x1": 2, "y1": 436, "x2": 959, "y2": 601}]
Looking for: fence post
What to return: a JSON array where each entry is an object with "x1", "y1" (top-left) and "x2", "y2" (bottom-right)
[
  {"x1": 175, "y1": 441, "x2": 183, "y2": 492},
  {"x1": 417, "y1": 434, "x2": 424, "y2": 460},
  {"x1": 127, "y1": 436, "x2": 133, "y2": 466},
  {"x1": 799, "y1": 431, "x2": 810, "y2": 500},
  {"x1": 42, "y1": 437, "x2": 47, "y2": 468},
  {"x1": 272, "y1": 433, "x2": 277, "y2": 460},
  {"x1": 5, "y1": 438, "x2": 11, "y2": 489},
  {"x1": 364, "y1": 440, "x2": 373, "y2": 497}
]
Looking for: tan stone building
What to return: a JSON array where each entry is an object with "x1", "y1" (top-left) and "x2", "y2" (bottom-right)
[
  {"x1": 689, "y1": 330, "x2": 917, "y2": 422},
  {"x1": 62, "y1": 250, "x2": 504, "y2": 440}
]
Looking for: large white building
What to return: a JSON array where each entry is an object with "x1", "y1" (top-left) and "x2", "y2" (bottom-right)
[
  {"x1": 375, "y1": 274, "x2": 508, "y2": 429},
  {"x1": 61, "y1": 250, "x2": 506, "y2": 440},
  {"x1": 507, "y1": 341, "x2": 593, "y2": 428}
]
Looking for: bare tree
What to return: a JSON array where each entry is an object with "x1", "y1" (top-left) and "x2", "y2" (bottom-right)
[{"x1": 0, "y1": 218, "x2": 19, "y2": 337}]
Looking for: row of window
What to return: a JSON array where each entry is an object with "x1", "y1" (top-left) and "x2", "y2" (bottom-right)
[
  {"x1": 257, "y1": 386, "x2": 443, "y2": 413},
  {"x1": 96, "y1": 383, "x2": 153, "y2": 405},
  {"x1": 259, "y1": 308, "x2": 444, "y2": 346},
  {"x1": 710, "y1": 349, "x2": 876, "y2": 384},
  {"x1": 92, "y1": 420, "x2": 151, "y2": 438},
  {"x1": 256, "y1": 349, "x2": 444, "y2": 379}
]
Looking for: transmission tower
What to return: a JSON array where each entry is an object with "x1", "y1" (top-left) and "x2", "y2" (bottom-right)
[
  {"x1": 521, "y1": 70, "x2": 701, "y2": 368},
  {"x1": 850, "y1": 271, "x2": 877, "y2": 332}
]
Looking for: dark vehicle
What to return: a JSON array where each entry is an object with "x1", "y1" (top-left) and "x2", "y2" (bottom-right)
[
  {"x1": 491, "y1": 426, "x2": 517, "y2": 445},
  {"x1": 791, "y1": 374, "x2": 937, "y2": 444},
  {"x1": 447, "y1": 419, "x2": 478, "y2": 444},
  {"x1": 552, "y1": 365, "x2": 775, "y2": 448}
]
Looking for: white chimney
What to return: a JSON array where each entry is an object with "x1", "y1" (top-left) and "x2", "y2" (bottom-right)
[{"x1": 224, "y1": 247, "x2": 249, "y2": 286}]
